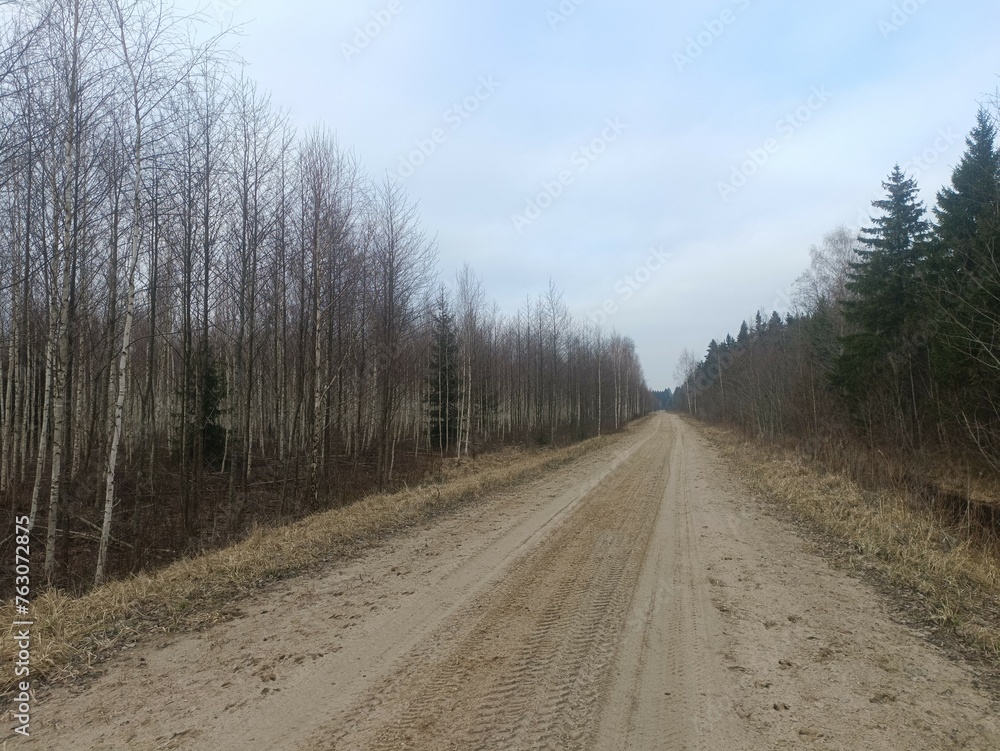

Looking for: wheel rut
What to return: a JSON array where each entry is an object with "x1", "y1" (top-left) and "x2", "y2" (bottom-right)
[{"x1": 309, "y1": 423, "x2": 673, "y2": 750}]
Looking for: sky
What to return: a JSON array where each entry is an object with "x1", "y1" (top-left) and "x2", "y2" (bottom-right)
[{"x1": 182, "y1": 0, "x2": 999, "y2": 389}]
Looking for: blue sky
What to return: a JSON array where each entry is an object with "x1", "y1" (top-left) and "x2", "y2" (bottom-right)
[{"x1": 188, "y1": 0, "x2": 1000, "y2": 388}]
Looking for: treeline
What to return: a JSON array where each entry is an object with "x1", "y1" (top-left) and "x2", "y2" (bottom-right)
[
  {"x1": 0, "y1": 1, "x2": 651, "y2": 590},
  {"x1": 674, "y1": 103, "x2": 1000, "y2": 493},
  {"x1": 650, "y1": 389, "x2": 673, "y2": 411}
]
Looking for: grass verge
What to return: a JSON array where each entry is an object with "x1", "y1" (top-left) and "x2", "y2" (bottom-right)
[
  {"x1": 696, "y1": 420, "x2": 1000, "y2": 661},
  {"x1": 1, "y1": 426, "x2": 636, "y2": 695}
]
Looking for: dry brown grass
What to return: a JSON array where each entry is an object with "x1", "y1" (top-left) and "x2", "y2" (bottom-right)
[
  {"x1": 698, "y1": 421, "x2": 1000, "y2": 658},
  {"x1": 0, "y1": 427, "x2": 636, "y2": 694},
  {"x1": 920, "y1": 454, "x2": 1000, "y2": 509}
]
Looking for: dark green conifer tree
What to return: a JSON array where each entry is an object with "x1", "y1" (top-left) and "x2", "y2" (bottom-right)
[
  {"x1": 737, "y1": 321, "x2": 750, "y2": 347},
  {"x1": 929, "y1": 109, "x2": 1000, "y2": 462},
  {"x1": 427, "y1": 292, "x2": 460, "y2": 455},
  {"x1": 934, "y1": 109, "x2": 1000, "y2": 273},
  {"x1": 835, "y1": 165, "x2": 932, "y2": 439}
]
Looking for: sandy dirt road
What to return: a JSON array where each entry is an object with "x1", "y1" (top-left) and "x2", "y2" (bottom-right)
[{"x1": 13, "y1": 414, "x2": 1000, "y2": 750}]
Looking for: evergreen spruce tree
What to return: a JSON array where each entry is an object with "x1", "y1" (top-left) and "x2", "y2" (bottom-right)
[
  {"x1": 736, "y1": 321, "x2": 750, "y2": 348},
  {"x1": 835, "y1": 165, "x2": 932, "y2": 436},
  {"x1": 929, "y1": 109, "x2": 1000, "y2": 457},
  {"x1": 930, "y1": 109, "x2": 1000, "y2": 360},
  {"x1": 427, "y1": 293, "x2": 459, "y2": 455},
  {"x1": 934, "y1": 109, "x2": 1000, "y2": 273}
]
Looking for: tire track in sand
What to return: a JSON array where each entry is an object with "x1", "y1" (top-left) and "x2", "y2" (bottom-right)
[{"x1": 308, "y1": 421, "x2": 675, "y2": 750}]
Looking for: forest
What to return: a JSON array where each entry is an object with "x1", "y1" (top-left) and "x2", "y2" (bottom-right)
[
  {"x1": 673, "y1": 102, "x2": 1000, "y2": 526},
  {"x1": 0, "y1": 1, "x2": 652, "y2": 591}
]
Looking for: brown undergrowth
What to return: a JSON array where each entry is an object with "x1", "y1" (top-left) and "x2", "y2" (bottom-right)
[
  {"x1": 696, "y1": 419, "x2": 1000, "y2": 662},
  {"x1": 0, "y1": 423, "x2": 641, "y2": 696}
]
